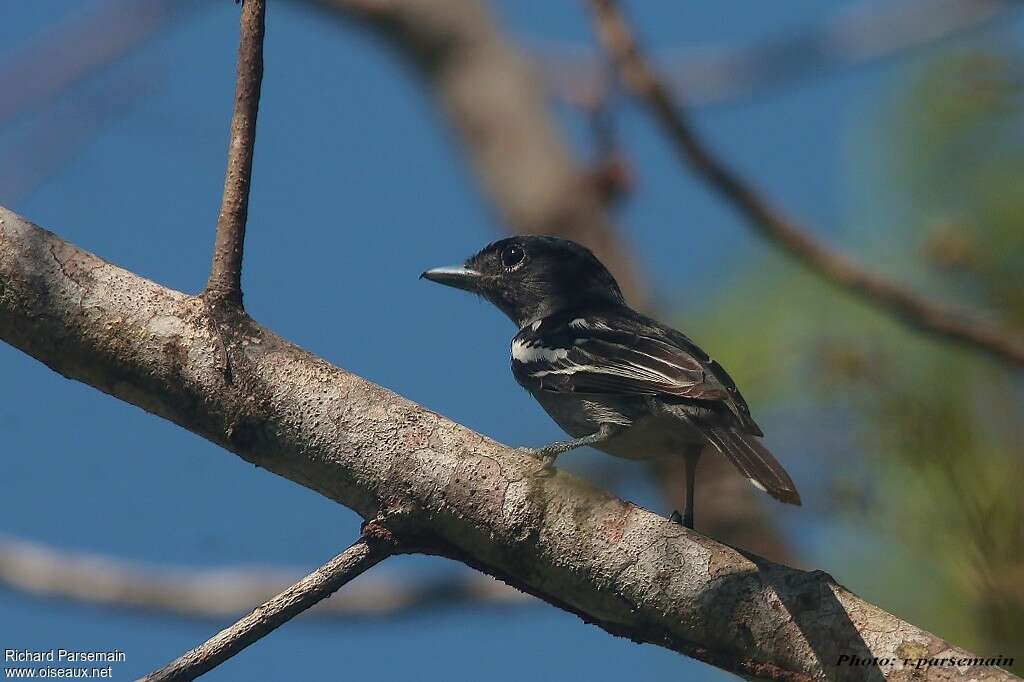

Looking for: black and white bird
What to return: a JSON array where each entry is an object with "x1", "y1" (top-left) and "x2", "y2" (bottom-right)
[{"x1": 421, "y1": 236, "x2": 800, "y2": 529}]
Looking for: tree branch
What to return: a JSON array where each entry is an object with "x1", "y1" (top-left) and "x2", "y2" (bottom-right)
[
  {"x1": 142, "y1": 520, "x2": 402, "y2": 682},
  {"x1": 589, "y1": 0, "x2": 1024, "y2": 368},
  {"x1": 0, "y1": 206, "x2": 1015, "y2": 681},
  {"x1": 205, "y1": 0, "x2": 265, "y2": 307}
]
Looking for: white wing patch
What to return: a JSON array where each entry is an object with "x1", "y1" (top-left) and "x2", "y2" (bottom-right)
[
  {"x1": 529, "y1": 364, "x2": 600, "y2": 377},
  {"x1": 519, "y1": 337, "x2": 699, "y2": 391},
  {"x1": 748, "y1": 477, "x2": 767, "y2": 492},
  {"x1": 512, "y1": 338, "x2": 569, "y2": 363},
  {"x1": 569, "y1": 318, "x2": 613, "y2": 331}
]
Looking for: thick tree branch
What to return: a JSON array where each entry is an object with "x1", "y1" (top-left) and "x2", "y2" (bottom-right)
[
  {"x1": 205, "y1": 0, "x2": 265, "y2": 307},
  {"x1": 0, "y1": 207, "x2": 1015, "y2": 681},
  {"x1": 0, "y1": 534, "x2": 525, "y2": 619},
  {"x1": 589, "y1": 0, "x2": 1024, "y2": 368},
  {"x1": 142, "y1": 520, "x2": 402, "y2": 682}
]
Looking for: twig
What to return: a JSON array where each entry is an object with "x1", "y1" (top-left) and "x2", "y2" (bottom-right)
[
  {"x1": 140, "y1": 521, "x2": 404, "y2": 682},
  {"x1": 205, "y1": 0, "x2": 266, "y2": 307},
  {"x1": 589, "y1": 0, "x2": 1024, "y2": 368}
]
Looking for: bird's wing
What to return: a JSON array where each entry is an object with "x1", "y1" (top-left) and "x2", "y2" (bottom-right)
[{"x1": 511, "y1": 311, "x2": 763, "y2": 435}]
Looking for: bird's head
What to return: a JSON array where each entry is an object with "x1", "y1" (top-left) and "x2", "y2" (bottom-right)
[{"x1": 421, "y1": 236, "x2": 624, "y2": 327}]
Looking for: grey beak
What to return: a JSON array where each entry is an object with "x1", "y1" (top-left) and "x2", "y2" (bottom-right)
[{"x1": 420, "y1": 265, "x2": 483, "y2": 293}]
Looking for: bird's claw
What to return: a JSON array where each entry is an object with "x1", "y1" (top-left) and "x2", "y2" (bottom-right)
[
  {"x1": 669, "y1": 509, "x2": 694, "y2": 529},
  {"x1": 516, "y1": 447, "x2": 558, "y2": 474}
]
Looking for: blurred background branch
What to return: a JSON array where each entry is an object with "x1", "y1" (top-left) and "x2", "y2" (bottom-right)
[
  {"x1": 590, "y1": 0, "x2": 1024, "y2": 368},
  {"x1": 0, "y1": 535, "x2": 526, "y2": 620},
  {"x1": 543, "y1": 0, "x2": 1016, "y2": 108},
  {"x1": 0, "y1": 0, "x2": 201, "y2": 129},
  {"x1": 0, "y1": 73, "x2": 154, "y2": 206}
]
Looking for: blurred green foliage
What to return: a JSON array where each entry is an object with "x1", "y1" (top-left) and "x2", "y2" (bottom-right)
[{"x1": 694, "y1": 46, "x2": 1023, "y2": 668}]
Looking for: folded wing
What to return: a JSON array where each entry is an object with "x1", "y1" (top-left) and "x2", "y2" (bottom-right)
[{"x1": 511, "y1": 312, "x2": 762, "y2": 435}]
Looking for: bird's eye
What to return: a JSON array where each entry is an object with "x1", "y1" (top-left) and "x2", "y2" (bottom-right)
[{"x1": 501, "y1": 245, "x2": 526, "y2": 270}]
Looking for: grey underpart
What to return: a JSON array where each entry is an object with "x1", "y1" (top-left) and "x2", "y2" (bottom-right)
[
  {"x1": 526, "y1": 422, "x2": 621, "y2": 468},
  {"x1": 682, "y1": 451, "x2": 700, "y2": 530},
  {"x1": 530, "y1": 390, "x2": 712, "y2": 461}
]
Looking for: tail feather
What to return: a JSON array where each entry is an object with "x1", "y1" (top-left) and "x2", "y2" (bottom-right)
[{"x1": 704, "y1": 427, "x2": 801, "y2": 505}]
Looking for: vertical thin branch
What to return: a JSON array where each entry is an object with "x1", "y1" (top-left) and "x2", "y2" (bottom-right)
[
  {"x1": 205, "y1": 0, "x2": 266, "y2": 307},
  {"x1": 588, "y1": 0, "x2": 1024, "y2": 368},
  {"x1": 141, "y1": 523, "x2": 403, "y2": 682}
]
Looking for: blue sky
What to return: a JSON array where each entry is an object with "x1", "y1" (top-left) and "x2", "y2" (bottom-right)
[{"x1": 2, "y1": 1, "x2": 1020, "y2": 679}]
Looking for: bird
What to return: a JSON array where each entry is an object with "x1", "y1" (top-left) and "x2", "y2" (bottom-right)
[{"x1": 420, "y1": 236, "x2": 800, "y2": 529}]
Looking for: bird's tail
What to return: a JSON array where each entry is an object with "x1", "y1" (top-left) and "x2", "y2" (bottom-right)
[{"x1": 703, "y1": 427, "x2": 801, "y2": 505}]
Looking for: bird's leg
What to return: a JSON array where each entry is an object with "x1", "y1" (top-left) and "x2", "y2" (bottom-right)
[
  {"x1": 673, "y1": 451, "x2": 701, "y2": 530},
  {"x1": 525, "y1": 423, "x2": 620, "y2": 470},
  {"x1": 683, "y1": 451, "x2": 700, "y2": 529}
]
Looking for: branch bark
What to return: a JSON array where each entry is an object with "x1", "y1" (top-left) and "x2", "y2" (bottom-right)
[
  {"x1": 205, "y1": 0, "x2": 265, "y2": 307},
  {"x1": 0, "y1": 206, "x2": 1015, "y2": 681},
  {"x1": 589, "y1": 0, "x2": 1024, "y2": 368},
  {"x1": 142, "y1": 520, "x2": 401, "y2": 682}
]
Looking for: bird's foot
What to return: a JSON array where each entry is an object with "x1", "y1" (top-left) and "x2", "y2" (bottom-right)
[
  {"x1": 517, "y1": 447, "x2": 558, "y2": 474},
  {"x1": 669, "y1": 510, "x2": 694, "y2": 529}
]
